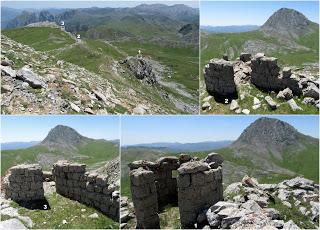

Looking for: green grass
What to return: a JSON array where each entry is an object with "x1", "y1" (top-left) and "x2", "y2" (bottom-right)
[
  {"x1": 159, "y1": 205, "x2": 181, "y2": 229},
  {"x1": 273, "y1": 136, "x2": 319, "y2": 182},
  {"x1": 268, "y1": 196, "x2": 317, "y2": 229},
  {"x1": 201, "y1": 83, "x2": 319, "y2": 114},
  {"x1": 201, "y1": 28, "x2": 319, "y2": 68},
  {"x1": 12, "y1": 193, "x2": 118, "y2": 229},
  {"x1": 2, "y1": 27, "x2": 75, "y2": 51}
]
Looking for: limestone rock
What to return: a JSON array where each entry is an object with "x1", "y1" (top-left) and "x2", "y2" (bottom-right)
[
  {"x1": 287, "y1": 98, "x2": 302, "y2": 111},
  {"x1": 302, "y1": 83, "x2": 319, "y2": 100},
  {"x1": 230, "y1": 100, "x2": 239, "y2": 111},
  {"x1": 277, "y1": 88, "x2": 293, "y2": 100},
  {"x1": 240, "y1": 53, "x2": 252, "y2": 62},
  {"x1": 1, "y1": 65, "x2": 16, "y2": 77},
  {"x1": 242, "y1": 109, "x2": 250, "y2": 115},
  {"x1": 178, "y1": 161, "x2": 210, "y2": 174},
  {"x1": 16, "y1": 67, "x2": 44, "y2": 89},
  {"x1": 265, "y1": 96, "x2": 277, "y2": 109},
  {"x1": 283, "y1": 220, "x2": 300, "y2": 229}
]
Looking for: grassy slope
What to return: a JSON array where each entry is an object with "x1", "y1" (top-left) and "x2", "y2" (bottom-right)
[
  {"x1": 11, "y1": 193, "x2": 118, "y2": 229},
  {"x1": 201, "y1": 28, "x2": 319, "y2": 68},
  {"x1": 2, "y1": 26, "x2": 198, "y2": 113},
  {"x1": 2, "y1": 27, "x2": 75, "y2": 51},
  {"x1": 1, "y1": 140, "x2": 119, "y2": 175}
]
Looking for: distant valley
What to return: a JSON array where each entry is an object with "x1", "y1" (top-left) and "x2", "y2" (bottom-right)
[{"x1": 201, "y1": 25, "x2": 259, "y2": 33}]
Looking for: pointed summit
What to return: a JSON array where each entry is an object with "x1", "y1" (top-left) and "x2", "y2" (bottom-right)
[
  {"x1": 41, "y1": 125, "x2": 89, "y2": 147},
  {"x1": 260, "y1": 8, "x2": 316, "y2": 38}
]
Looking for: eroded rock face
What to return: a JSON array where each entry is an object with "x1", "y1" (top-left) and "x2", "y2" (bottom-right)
[{"x1": 204, "y1": 59, "x2": 237, "y2": 102}]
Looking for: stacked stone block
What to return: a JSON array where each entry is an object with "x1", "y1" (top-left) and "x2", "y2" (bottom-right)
[
  {"x1": 4, "y1": 164, "x2": 44, "y2": 201},
  {"x1": 130, "y1": 167, "x2": 160, "y2": 229},
  {"x1": 204, "y1": 59, "x2": 237, "y2": 100},
  {"x1": 177, "y1": 161, "x2": 223, "y2": 229},
  {"x1": 128, "y1": 157, "x2": 180, "y2": 206},
  {"x1": 52, "y1": 160, "x2": 119, "y2": 221}
]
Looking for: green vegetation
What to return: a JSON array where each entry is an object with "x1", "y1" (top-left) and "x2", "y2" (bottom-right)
[
  {"x1": 159, "y1": 205, "x2": 181, "y2": 229},
  {"x1": 3, "y1": 27, "x2": 75, "y2": 51},
  {"x1": 12, "y1": 193, "x2": 118, "y2": 229},
  {"x1": 201, "y1": 28, "x2": 319, "y2": 68},
  {"x1": 274, "y1": 136, "x2": 319, "y2": 182},
  {"x1": 268, "y1": 196, "x2": 317, "y2": 229},
  {"x1": 1, "y1": 140, "x2": 119, "y2": 175},
  {"x1": 201, "y1": 83, "x2": 319, "y2": 114}
]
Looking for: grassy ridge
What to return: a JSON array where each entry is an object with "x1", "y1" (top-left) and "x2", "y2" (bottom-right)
[
  {"x1": 1, "y1": 140, "x2": 119, "y2": 175},
  {"x1": 2, "y1": 27, "x2": 75, "y2": 51}
]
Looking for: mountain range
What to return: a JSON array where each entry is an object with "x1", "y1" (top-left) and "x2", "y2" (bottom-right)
[
  {"x1": 124, "y1": 140, "x2": 232, "y2": 152},
  {"x1": 2, "y1": 4, "x2": 199, "y2": 44},
  {"x1": 1, "y1": 125, "x2": 119, "y2": 174},
  {"x1": 201, "y1": 25, "x2": 259, "y2": 33}
]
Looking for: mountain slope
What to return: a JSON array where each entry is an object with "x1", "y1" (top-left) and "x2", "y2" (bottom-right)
[
  {"x1": 222, "y1": 117, "x2": 319, "y2": 182},
  {"x1": 1, "y1": 125, "x2": 119, "y2": 174}
]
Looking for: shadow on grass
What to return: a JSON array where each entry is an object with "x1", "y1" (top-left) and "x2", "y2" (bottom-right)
[{"x1": 15, "y1": 198, "x2": 51, "y2": 210}]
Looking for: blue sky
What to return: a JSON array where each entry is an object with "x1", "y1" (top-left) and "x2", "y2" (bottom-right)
[
  {"x1": 2, "y1": 1, "x2": 198, "y2": 9},
  {"x1": 1, "y1": 116, "x2": 120, "y2": 142},
  {"x1": 201, "y1": 1, "x2": 319, "y2": 26},
  {"x1": 121, "y1": 115, "x2": 319, "y2": 145}
]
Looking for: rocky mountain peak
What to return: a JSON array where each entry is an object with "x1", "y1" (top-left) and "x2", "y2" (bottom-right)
[
  {"x1": 231, "y1": 117, "x2": 303, "y2": 154},
  {"x1": 260, "y1": 8, "x2": 315, "y2": 38},
  {"x1": 41, "y1": 125, "x2": 88, "y2": 146}
]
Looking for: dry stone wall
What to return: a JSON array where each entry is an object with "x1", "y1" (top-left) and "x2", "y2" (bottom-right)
[
  {"x1": 52, "y1": 160, "x2": 119, "y2": 221},
  {"x1": 128, "y1": 153, "x2": 224, "y2": 229},
  {"x1": 177, "y1": 161, "x2": 223, "y2": 228},
  {"x1": 128, "y1": 156, "x2": 179, "y2": 206},
  {"x1": 129, "y1": 167, "x2": 160, "y2": 229},
  {"x1": 204, "y1": 59, "x2": 237, "y2": 101},
  {"x1": 3, "y1": 164, "x2": 44, "y2": 201}
]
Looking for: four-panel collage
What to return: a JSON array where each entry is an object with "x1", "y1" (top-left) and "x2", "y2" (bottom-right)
[{"x1": 0, "y1": 0, "x2": 319, "y2": 230}]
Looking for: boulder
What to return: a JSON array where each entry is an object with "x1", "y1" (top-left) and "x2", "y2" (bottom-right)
[
  {"x1": 283, "y1": 220, "x2": 300, "y2": 230},
  {"x1": 1, "y1": 84, "x2": 14, "y2": 93},
  {"x1": 204, "y1": 152, "x2": 224, "y2": 165},
  {"x1": 302, "y1": 97, "x2": 315, "y2": 105},
  {"x1": 70, "y1": 102, "x2": 80, "y2": 113},
  {"x1": 125, "y1": 57, "x2": 157, "y2": 84},
  {"x1": 230, "y1": 100, "x2": 239, "y2": 111},
  {"x1": 202, "y1": 102, "x2": 211, "y2": 111},
  {"x1": 242, "y1": 109, "x2": 250, "y2": 115},
  {"x1": 302, "y1": 83, "x2": 319, "y2": 100},
  {"x1": 16, "y1": 67, "x2": 44, "y2": 89},
  {"x1": 177, "y1": 161, "x2": 209, "y2": 174},
  {"x1": 240, "y1": 53, "x2": 252, "y2": 62},
  {"x1": 265, "y1": 96, "x2": 277, "y2": 110},
  {"x1": 277, "y1": 88, "x2": 293, "y2": 100},
  {"x1": 287, "y1": 99, "x2": 302, "y2": 111},
  {"x1": 284, "y1": 177, "x2": 314, "y2": 190},
  {"x1": 1, "y1": 65, "x2": 16, "y2": 77},
  {"x1": 282, "y1": 67, "x2": 292, "y2": 78}
]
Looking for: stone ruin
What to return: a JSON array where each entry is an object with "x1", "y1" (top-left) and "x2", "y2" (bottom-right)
[
  {"x1": 204, "y1": 52, "x2": 319, "y2": 107},
  {"x1": 204, "y1": 59, "x2": 237, "y2": 102},
  {"x1": 3, "y1": 164, "x2": 44, "y2": 201},
  {"x1": 3, "y1": 162, "x2": 119, "y2": 222},
  {"x1": 52, "y1": 160, "x2": 119, "y2": 221},
  {"x1": 128, "y1": 153, "x2": 224, "y2": 229}
]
